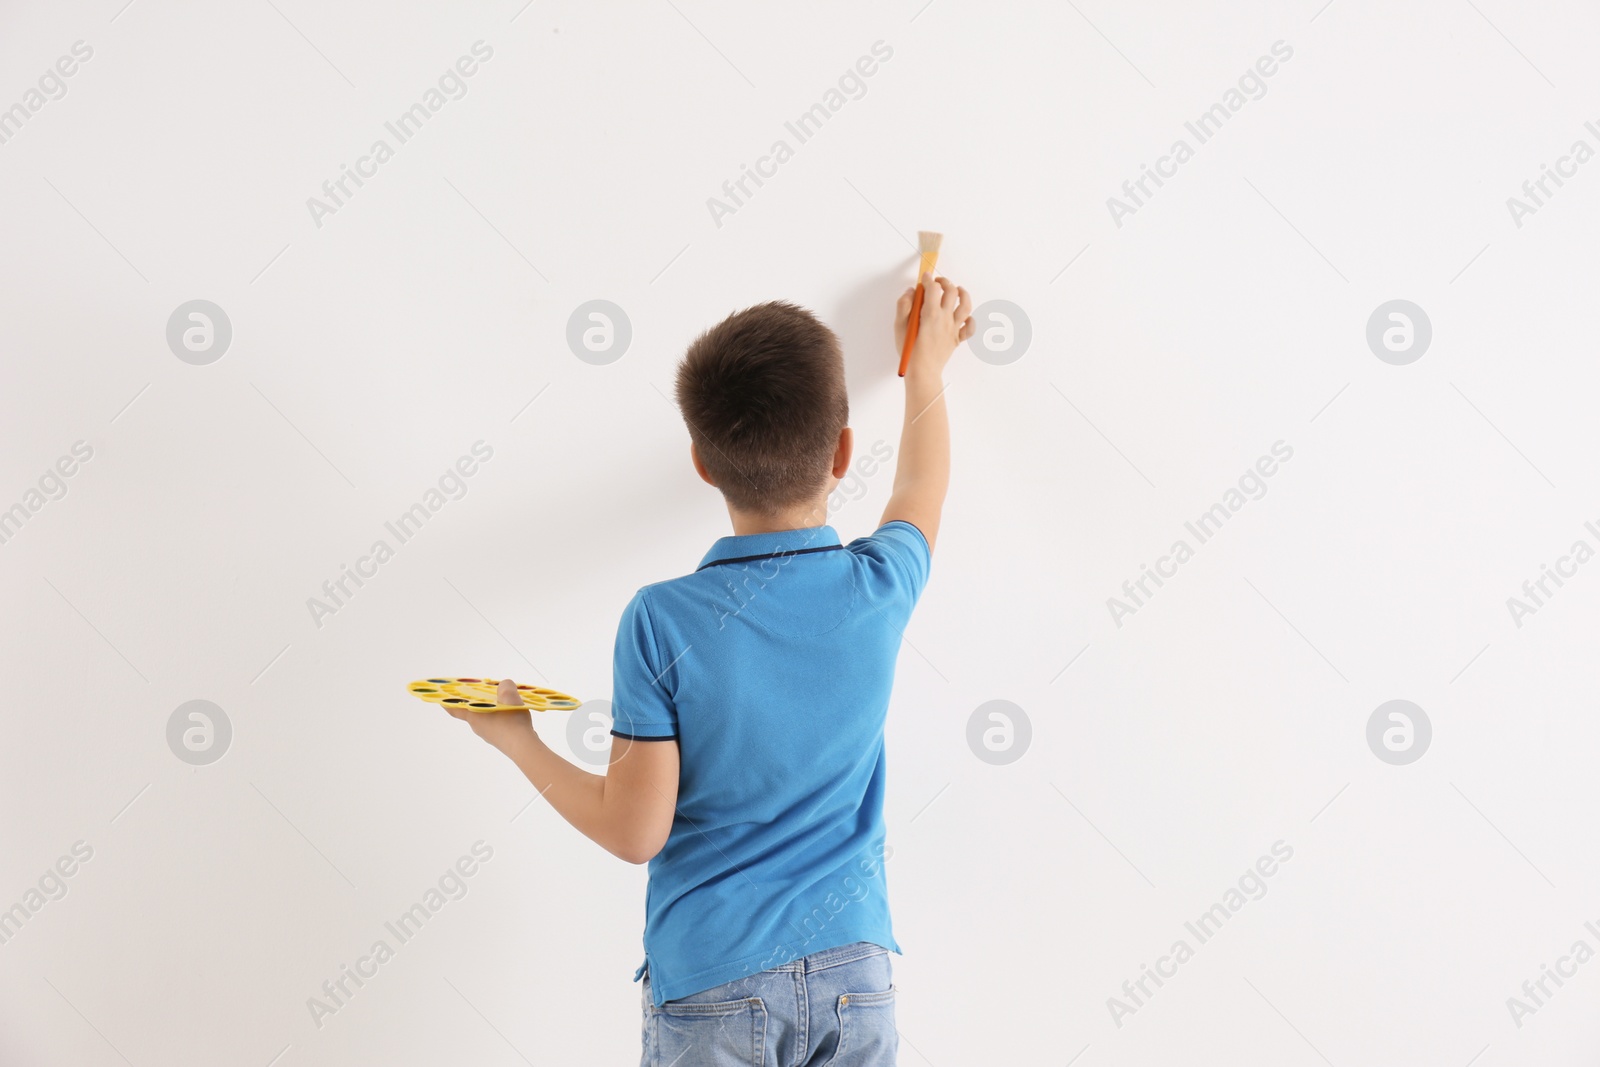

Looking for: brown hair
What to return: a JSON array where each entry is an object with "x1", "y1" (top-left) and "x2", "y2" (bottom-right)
[{"x1": 674, "y1": 301, "x2": 848, "y2": 515}]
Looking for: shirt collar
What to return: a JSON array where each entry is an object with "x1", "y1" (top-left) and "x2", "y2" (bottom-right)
[{"x1": 697, "y1": 524, "x2": 842, "y2": 571}]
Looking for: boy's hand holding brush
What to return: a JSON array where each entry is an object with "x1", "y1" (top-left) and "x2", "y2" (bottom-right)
[{"x1": 886, "y1": 238, "x2": 973, "y2": 555}]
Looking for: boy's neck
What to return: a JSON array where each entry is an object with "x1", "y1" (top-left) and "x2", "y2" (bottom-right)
[{"x1": 725, "y1": 496, "x2": 830, "y2": 536}]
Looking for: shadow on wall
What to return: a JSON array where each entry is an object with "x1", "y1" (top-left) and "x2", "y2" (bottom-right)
[{"x1": 830, "y1": 255, "x2": 920, "y2": 404}]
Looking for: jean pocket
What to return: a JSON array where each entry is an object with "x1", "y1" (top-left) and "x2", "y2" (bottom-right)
[
  {"x1": 653, "y1": 996, "x2": 767, "y2": 1067},
  {"x1": 827, "y1": 986, "x2": 897, "y2": 1067}
]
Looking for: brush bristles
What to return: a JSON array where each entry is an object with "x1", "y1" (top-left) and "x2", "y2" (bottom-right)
[{"x1": 917, "y1": 231, "x2": 943, "y2": 255}]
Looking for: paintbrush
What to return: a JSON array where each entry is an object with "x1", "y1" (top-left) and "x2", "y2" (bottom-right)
[{"x1": 897, "y1": 231, "x2": 944, "y2": 377}]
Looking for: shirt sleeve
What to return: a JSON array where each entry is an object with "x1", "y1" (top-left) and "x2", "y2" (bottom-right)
[
  {"x1": 609, "y1": 588, "x2": 680, "y2": 741},
  {"x1": 849, "y1": 519, "x2": 933, "y2": 606}
]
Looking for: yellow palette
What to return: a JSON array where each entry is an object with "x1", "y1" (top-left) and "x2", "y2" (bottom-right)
[{"x1": 406, "y1": 677, "x2": 581, "y2": 713}]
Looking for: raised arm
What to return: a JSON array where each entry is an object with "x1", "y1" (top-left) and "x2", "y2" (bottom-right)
[{"x1": 880, "y1": 274, "x2": 973, "y2": 554}]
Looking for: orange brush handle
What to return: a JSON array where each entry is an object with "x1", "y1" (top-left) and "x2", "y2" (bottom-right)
[{"x1": 898, "y1": 283, "x2": 925, "y2": 377}]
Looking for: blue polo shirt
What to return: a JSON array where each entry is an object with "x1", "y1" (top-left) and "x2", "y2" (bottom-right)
[{"x1": 609, "y1": 519, "x2": 931, "y2": 1007}]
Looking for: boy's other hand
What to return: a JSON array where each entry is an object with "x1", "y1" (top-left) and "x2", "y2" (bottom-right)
[
  {"x1": 442, "y1": 677, "x2": 534, "y2": 752},
  {"x1": 495, "y1": 677, "x2": 525, "y2": 708},
  {"x1": 895, "y1": 274, "x2": 974, "y2": 378}
]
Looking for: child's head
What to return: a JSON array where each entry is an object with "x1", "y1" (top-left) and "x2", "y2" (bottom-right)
[{"x1": 675, "y1": 301, "x2": 850, "y2": 520}]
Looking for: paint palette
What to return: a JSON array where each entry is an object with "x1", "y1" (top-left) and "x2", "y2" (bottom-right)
[{"x1": 406, "y1": 677, "x2": 581, "y2": 713}]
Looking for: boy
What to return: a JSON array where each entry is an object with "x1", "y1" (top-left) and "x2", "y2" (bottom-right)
[{"x1": 444, "y1": 274, "x2": 974, "y2": 1066}]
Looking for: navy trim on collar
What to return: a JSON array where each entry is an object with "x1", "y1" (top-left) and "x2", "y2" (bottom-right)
[
  {"x1": 698, "y1": 544, "x2": 845, "y2": 571},
  {"x1": 696, "y1": 524, "x2": 843, "y2": 572}
]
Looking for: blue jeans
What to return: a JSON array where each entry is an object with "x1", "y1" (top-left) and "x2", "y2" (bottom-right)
[{"x1": 640, "y1": 941, "x2": 897, "y2": 1067}]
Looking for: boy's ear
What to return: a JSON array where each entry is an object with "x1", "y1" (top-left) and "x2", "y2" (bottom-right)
[
  {"x1": 689, "y1": 441, "x2": 717, "y2": 487},
  {"x1": 830, "y1": 426, "x2": 853, "y2": 478}
]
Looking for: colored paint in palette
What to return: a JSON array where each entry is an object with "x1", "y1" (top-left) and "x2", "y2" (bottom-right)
[{"x1": 406, "y1": 677, "x2": 581, "y2": 713}]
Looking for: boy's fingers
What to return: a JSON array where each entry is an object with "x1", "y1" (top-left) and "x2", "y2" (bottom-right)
[
  {"x1": 935, "y1": 276, "x2": 960, "y2": 311},
  {"x1": 896, "y1": 288, "x2": 915, "y2": 321},
  {"x1": 920, "y1": 274, "x2": 945, "y2": 320},
  {"x1": 955, "y1": 286, "x2": 973, "y2": 321}
]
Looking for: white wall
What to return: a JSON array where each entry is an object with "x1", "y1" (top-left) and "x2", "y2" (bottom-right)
[{"x1": 3, "y1": 0, "x2": 1598, "y2": 1063}]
